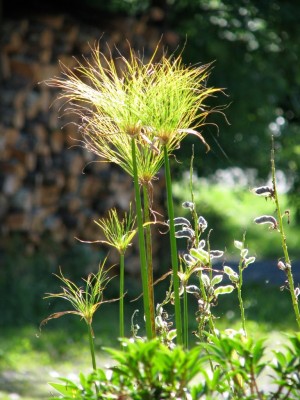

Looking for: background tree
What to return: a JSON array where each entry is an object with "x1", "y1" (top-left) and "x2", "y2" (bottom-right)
[{"x1": 165, "y1": 1, "x2": 300, "y2": 214}]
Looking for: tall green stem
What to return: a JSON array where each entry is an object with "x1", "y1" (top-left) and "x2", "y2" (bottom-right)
[
  {"x1": 142, "y1": 184, "x2": 156, "y2": 336},
  {"x1": 189, "y1": 146, "x2": 199, "y2": 248},
  {"x1": 237, "y1": 266, "x2": 246, "y2": 336},
  {"x1": 271, "y1": 140, "x2": 300, "y2": 329},
  {"x1": 88, "y1": 324, "x2": 99, "y2": 394},
  {"x1": 163, "y1": 145, "x2": 183, "y2": 344},
  {"x1": 119, "y1": 252, "x2": 125, "y2": 338},
  {"x1": 131, "y1": 138, "x2": 153, "y2": 339},
  {"x1": 88, "y1": 324, "x2": 97, "y2": 371},
  {"x1": 183, "y1": 286, "x2": 189, "y2": 349}
]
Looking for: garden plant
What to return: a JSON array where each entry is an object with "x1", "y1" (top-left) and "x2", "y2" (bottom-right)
[{"x1": 41, "y1": 42, "x2": 300, "y2": 399}]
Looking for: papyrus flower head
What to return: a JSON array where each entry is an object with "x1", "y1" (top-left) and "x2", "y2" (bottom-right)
[
  {"x1": 41, "y1": 260, "x2": 114, "y2": 328},
  {"x1": 44, "y1": 43, "x2": 223, "y2": 182},
  {"x1": 94, "y1": 205, "x2": 136, "y2": 255}
]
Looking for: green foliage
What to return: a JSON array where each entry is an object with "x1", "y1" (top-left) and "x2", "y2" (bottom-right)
[
  {"x1": 49, "y1": 338, "x2": 205, "y2": 399},
  {"x1": 167, "y1": 1, "x2": 300, "y2": 190},
  {"x1": 172, "y1": 177, "x2": 299, "y2": 259},
  {"x1": 48, "y1": 334, "x2": 300, "y2": 399}
]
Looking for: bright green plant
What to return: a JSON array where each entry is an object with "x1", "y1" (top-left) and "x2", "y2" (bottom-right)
[
  {"x1": 252, "y1": 138, "x2": 300, "y2": 329},
  {"x1": 40, "y1": 40, "x2": 300, "y2": 400},
  {"x1": 40, "y1": 261, "x2": 115, "y2": 372},
  {"x1": 94, "y1": 205, "x2": 136, "y2": 339},
  {"x1": 48, "y1": 337, "x2": 205, "y2": 399},
  {"x1": 76, "y1": 206, "x2": 137, "y2": 339},
  {"x1": 45, "y1": 42, "x2": 222, "y2": 343},
  {"x1": 48, "y1": 333, "x2": 300, "y2": 399},
  {"x1": 225, "y1": 238, "x2": 256, "y2": 337}
]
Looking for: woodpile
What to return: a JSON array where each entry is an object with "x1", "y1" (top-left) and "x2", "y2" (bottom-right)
[{"x1": 0, "y1": 12, "x2": 178, "y2": 272}]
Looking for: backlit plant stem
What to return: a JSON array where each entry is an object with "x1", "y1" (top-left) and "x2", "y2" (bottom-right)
[
  {"x1": 131, "y1": 138, "x2": 154, "y2": 339},
  {"x1": 237, "y1": 264, "x2": 246, "y2": 336},
  {"x1": 183, "y1": 286, "x2": 189, "y2": 349},
  {"x1": 271, "y1": 140, "x2": 300, "y2": 329},
  {"x1": 163, "y1": 145, "x2": 183, "y2": 344},
  {"x1": 87, "y1": 324, "x2": 99, "y2": 395},
  {"x1": 87, "y1": 324, "x2": 97, "y2": 371},
  {"x1": 142, "y1": 184, "x2": 156, "y2": 336},
  {"x1": 119, "y1": 253, "x2": 125, "y2": 338},
  {"x1": 189, "y1": 146, "x2": 200, "y2": 248}
]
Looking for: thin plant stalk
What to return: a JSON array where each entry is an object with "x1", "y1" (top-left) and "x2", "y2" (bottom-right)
[
  {"x1": 183, "y1": 285, "x2": 189, "y2": 349},
  {"x1": 163, "y1": 145, "x2": 183, "y2": 344},
  {"x1": 87, "y1": 324, "x2": 99, "y2": 395},
  {"x1": 189, "y1": 146, "x2": 199, "y2": 248},
  {"x1": 142, "y1": 183, "x2": 156, "y2": 336},
  {"x1": 119, "y1": 253, "x2": 125, "y2": 338},
  {"x1": 87, "y1": 324, "x2": 97, "y2": 371},
  {"x1": 236, "y1": 234, "x2": 247, "y2": 336},
  {"x1": 237, "y1": 264, "x2": 246, "y2": 336},
  {"x1": 271, "y1": 139, "x2": 300, "y2": 329},
  {"x1": 131, "y1": 138, "x2": 154, "y2": 339}
]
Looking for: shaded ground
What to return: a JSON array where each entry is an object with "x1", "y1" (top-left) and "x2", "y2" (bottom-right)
[{"x1": 0, "y1": 332, "x2": 110, "y2": 399}]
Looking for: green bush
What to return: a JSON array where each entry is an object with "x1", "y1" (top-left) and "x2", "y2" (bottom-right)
[{"x1": 49, "y1": 334, "x2": 300, "y2": 399}]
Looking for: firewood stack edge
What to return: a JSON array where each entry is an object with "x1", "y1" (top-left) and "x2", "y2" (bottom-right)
[{"x1": 0, "y1": 11, "x2": 179, "y2": 273}]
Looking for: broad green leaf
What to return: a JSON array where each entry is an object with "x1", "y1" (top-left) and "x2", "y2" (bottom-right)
[{"x1": 49, "y1": 381, "x2": 80, "y2": 397}]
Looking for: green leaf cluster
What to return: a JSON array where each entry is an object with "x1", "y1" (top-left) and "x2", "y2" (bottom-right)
[{"x1": 49, "y1": 333, "x2": 300, "y2": 399}]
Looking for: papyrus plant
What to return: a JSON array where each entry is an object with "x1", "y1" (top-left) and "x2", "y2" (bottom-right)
[
  {"x1": 41, "y1": 261, "x2": 115, "y2": 372},
  {"x1": 44, "y1": 42, "x2": 223, "y2": 343},
  {"x1": 94, "y1": 206, "x2": 136, "y2": 339}
]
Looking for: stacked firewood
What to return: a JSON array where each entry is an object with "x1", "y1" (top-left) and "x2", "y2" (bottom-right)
[{"x1": 0, "y1": 12, "x2": 179, "y2": 272}]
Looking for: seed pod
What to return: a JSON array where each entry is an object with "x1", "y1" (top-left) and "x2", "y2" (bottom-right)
[
  {"x1": 155, "y1": 315, "x2": 164, "y2": 328},
  {"x1": 186, "y1": 285, "x2": 201, "y2": 295},
  {"x1": 244, "y1": 256, "x2": 255, "y2": 267},
  {"x1": 167, "y1": 329, "x2": 177, "y2": 341},
  {"x1": 175, "y1": 227, "x2": 195, "y2": 239},
  {"x1": 241, "y1": 248, "x2": 249, "y2": 258},
  {"x1": 251, "y1": 186, "x2": 274, "y2": 197},
  {"x1": 254, "y1": 215, "x2": 278, "y2": 229},
  {"x1": 224, "y1": 266, "x2": 238, "y2": 277},
  {"x1": 210, "y1": 250, "x2": 224, "y2": 258},
  {"x1": 183, "y1": 253, "x2": 197, "y2": 265},
  {"x1": 182, "y1": 201, "x2": 194, "y2": 210},
  {"x1": 278, "y1": 261, "x2": 286, "y2": 271},
  {"x1": 172, "y1": 217, "x2": 192, "y2": 227},
  {"x1": 214, "y1": 285, "x2": 235, "y2": 296},
  {"x1": 198, "y1": 239, "x2": 206, "y2": 249},
  {"x1": 200, "y1": 273, "x2": 210, "y2": 287},
  {"x1": 198, "y1": 216, "x2": 208, "y2": 231},
  {"x1": 224, "y1": 266, "x2": 239, "y2": 282},
  {"x1": 234, "y1": 240, "x2": 243, "y2": 250},
  {"x1": 198, "y1": 299, "x2": 210, "y2": 314},
  {"x1": 190, "y1": 248, "x2": 210, "y2": 264},
  {"x1": 211, "y1": 274, "x2": 223, "y2": 286}
]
